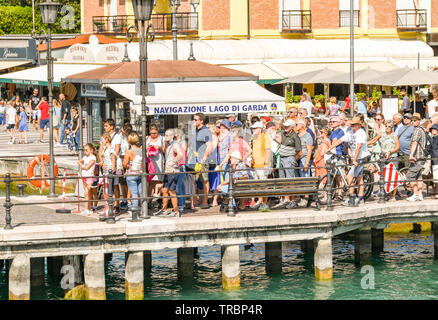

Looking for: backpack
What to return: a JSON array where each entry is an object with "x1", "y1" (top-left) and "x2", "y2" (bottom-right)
[{"x1": 419, "y1": 127, "x2": 433, "y2": 157}]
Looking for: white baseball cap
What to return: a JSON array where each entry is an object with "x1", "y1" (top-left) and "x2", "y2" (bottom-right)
[
  {"x1": 283, "y1": 119, "x2": 296, "y2": 127},
  {"x1": 250, "y1": 121, "x2": 264, "y2": 129}
]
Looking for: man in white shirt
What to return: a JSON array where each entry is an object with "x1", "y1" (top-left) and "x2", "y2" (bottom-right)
[
  {"x1": 299, "y1": 95, "x2": 313, "y2": 115},
  {"x1": 427, "y1": 90, "x2": 438, "y2": 119},
  {"x1": 330, "y1": 116, "x2": 370, "y2": 207}
]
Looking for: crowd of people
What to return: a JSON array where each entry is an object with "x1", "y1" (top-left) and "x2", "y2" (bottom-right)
[{"x1": 2, "y1": 87, "x2": 438, "y2": 216}]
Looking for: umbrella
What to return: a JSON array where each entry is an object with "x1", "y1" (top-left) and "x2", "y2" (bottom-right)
[
  {"x1": 361, "y1": 67, "x2": 438, "y2": 86},
  {"x1": 323, "y1": 67, "x2": 386, "y2": 85},
  {"x1": 276, "y1": 67, "x2": 346, "y2": 84}
]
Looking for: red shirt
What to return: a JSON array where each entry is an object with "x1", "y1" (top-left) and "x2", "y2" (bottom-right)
[{"x1": 39, "y1": 101, "x2": 49, "y2": 120}]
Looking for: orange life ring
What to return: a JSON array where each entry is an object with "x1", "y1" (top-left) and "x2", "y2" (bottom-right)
[{"x1": 27, "y1": 154, "x2": 59, "y2": 190}]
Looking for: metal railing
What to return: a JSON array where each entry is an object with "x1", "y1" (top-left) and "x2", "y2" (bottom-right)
[
  {"x1": 92, "y1": 13, "x2": 199, "y2": 35},
  {"x1": 339, "y1": 10, "x2": 360, "y2": 28},
  {"x1": 396, "y1": 9, "x2": 427, "y2": 31},
  {"x1": 2, "y1": 153, "x2": 436, "y2": 229},
  {"x1": 281, "y1": 10, "x2": 312, "y2": 33}
]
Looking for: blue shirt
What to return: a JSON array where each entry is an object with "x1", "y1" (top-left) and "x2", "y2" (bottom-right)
[
  {"x1": 357, "y1": 101, "x2": 367, "y2": 114},
  {"x1": 330, "y1": 128, "x2": 345, "y2": 155},
  {"x1": 396, "y1": 124, "x2": 414, "y2": 155}
]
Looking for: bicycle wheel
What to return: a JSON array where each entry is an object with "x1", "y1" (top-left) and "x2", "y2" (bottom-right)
[
  {"x1": 317, "y1": 174, "x2": 330, "y2": 204},
  {"x1": 398, "y1": 167, "x2": 410, "y2": 192},
  {"x1": 362, "y1": 169, "x2": 373, "y2": 200}
]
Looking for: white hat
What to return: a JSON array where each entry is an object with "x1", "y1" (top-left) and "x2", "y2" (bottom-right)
[
  {"x1": 283, "y1": 119, "x2": 296, "y2": 127},
  {"x1": 250, "y1": 121, "x2": 264, "y2": 129},
  {"x1": 230, "y1": 151, "x2": 242, "y2": 161}
]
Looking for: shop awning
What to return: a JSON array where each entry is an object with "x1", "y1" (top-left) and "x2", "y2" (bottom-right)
[
  {"x1": 0, "y1": 63, "x2": 107, "y2": 87},
  {"x1": 0, "y1": 60, "x2": 32, "y2": 71},
  {"x1": 106, "y1": 81, "x2": 286, "y2": 115}
]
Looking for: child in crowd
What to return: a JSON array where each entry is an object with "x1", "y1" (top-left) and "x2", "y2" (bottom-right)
[
  {"x1": 17, "y1": 105, "x2": 28, "y2": 144},
  {"x1": 78, "y1": 143, "x2": 97, "y2": 215},
  {"x1": 64, "y1": 127, "x2": 75, "y2": 154}
]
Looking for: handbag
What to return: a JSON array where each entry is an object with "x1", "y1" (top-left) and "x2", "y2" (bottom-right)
[
  {"x1": 146, "y1": 157, "x2": 155, "y2": 182},
  {"x1": 146, "y1": 136, "x2": 159, "y2": 157}
]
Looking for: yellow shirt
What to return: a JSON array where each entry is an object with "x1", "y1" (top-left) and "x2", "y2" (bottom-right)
[{"x1": 252, "y1": 133, "x2": 271, "y2": 168}]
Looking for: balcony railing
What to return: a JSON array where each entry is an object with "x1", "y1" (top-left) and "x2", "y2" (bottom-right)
[
  {"x1": 397, "y1": 9, "x2": 427, "y2": 32},
  {"x1": 282, "y1": 10, "x2": 311, "y2": 33},
  {"x1": 92, "y1": 13, "x2": 198, "y2": 35},
  {"x1": 339, "y1": 10, "x2": 359, "y2": 27}
]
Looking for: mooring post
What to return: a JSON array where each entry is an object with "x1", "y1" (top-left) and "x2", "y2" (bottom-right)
[
  {"x1": 177, "y1": 248, "x2": 195, "y2": 280},
  {"x1": 371, "y1": 228, "x2": 384, "y2": 252},
  {"x1": 314, "y1": 238, "x2": 333, "y2": 281},
  {"x1": 9, "y1": 254, "x2": 30, "y2": 300},
  {"x1": 4, "y1": 173, "x2": 13, "y2": 230},
  {"x1": 355, "y1": 227, "x2": 372, "y2": 265},
  {"x1": 125, "y1": 252, "x2": 144, "y2": 300},
  {"x1": 222, "y1": 245, "x2": 240, "y2": 290},
  {"x1": 265, "y1": 242, "x2": 282, "y2": 274},
  {"x1": 378, "y1": 154, "x2": 386, "y2": 204},
  {"x1": 84, "y1": 253, "x2": 106, "y2": 300},
  {"x1": 30, "y1": 257, "x2": 45, "y2": 287}
]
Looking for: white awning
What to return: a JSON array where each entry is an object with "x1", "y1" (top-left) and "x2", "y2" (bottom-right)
[
  {"x1": 106, "y1": 81, "x2": 286, "y2": 115},
  {"x1": 0, "y1": 60, "x2": 32, "y2": 71},
  {"x1": 0, "y1": 63, "x2": 107, "y2": 87}
]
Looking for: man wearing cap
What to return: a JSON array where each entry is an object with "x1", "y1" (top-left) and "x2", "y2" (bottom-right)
[
  {"x1": 217, "y1": 151, "x2": 253, "y2": 212},
  {"x1": 272, "y1": 119, "x2": 302, "y2": 209},
  {"x1": 406, "y1": 113, "x2": 427, "y2": 201},
  {"x1": 299, "y1": 95, "x2": 313, "y2": 116},
  {"x1": 250, "y1": 121, "x2": 271, "y2": 211},
  {"x1": 330, "y1": 116, "x2": 370, "y2": 206},
  {"x1": 395, "y1": 113, "x2": 415, "y2": 170}
]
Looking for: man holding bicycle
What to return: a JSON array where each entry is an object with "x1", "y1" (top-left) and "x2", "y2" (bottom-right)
[{"x1": 330, "y1": 116, "x2": 370, "y2": 206}]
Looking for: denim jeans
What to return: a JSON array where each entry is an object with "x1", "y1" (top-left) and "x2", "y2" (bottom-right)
[
  {"x1": 59, "y1": 120, "x2": 70, "y2": 144},
  {"x1": 126, "y1": 175, "x2": 142, "y2": 207},
  {"x1": 74, "y1": 130, "x2": 80, "y2": 152},
  {"x1": 176, "y1": 166, "x2": 186, "y2": 212},
  {"x1": 0, "y1": 114, "x2": 5, "y2": 125},
  {"x1": 298, "y1": 159, "x2": 311, "y2": 177}
]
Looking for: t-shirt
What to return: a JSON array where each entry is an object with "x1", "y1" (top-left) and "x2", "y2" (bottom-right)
[
  {"x1": 71, "y1": 115, "x2": 79, "y2": 132},
  {"x1": 230, "y1": 137, "x2": 251, "y2": 159},
  {"x1": 0, "y1": 105, "x2": 5, "y2": 114},
  {"x1": 30, "y1": 94, "x2": 40, "y2": 110},
  {"x1": 411, "y1": 126, "x2": 426, "y2": 159},
  {"x1": 299, "y1": 100, "x2": 313, "y2": 115},
  {"x1": 395, "y1": 124, "x2": 414, "y2": 155},
  {"x1": 357, "y1": 101, "x2": 367, "y2": 114},
  {"x1": 330, "y1": 128, "x2": 345, "y2": 155},
  {"x1": 428, "y1": 99, "x2": 438, "y2": 118},
  {"x1": 102, "y1": 146, "x2": 117, "y2": 173},
  {"x1": 299, "y1": 132, "x2": 313, "y2": 161},
  {"x1": 61, "y1": 99, "x2": 71, "y2": 122},
  {"x1": 39, "y1": 101, "x2": 49, "y2": 120},
  {"x1": 328, "y1": 103, "x2": 340, "y2": 116},
  {"x1": 110, "y1": 132, "x2": 123, "y2": 170},
  {"x1": 195, "y1": 125, "x2": 213, "y2": 162},
  {"x1": 81, "y1": 154, "x2": 96, "y2": 178},
  {"x1": 165, "y1": 141, "x2": 182, "y2": 173},
  {"x1": 6, "y1": 107, "x2": 16, "y2": 124},
  {"x1": 401, "y1": 95, "x2": 411, "y2": 112},
  {"x1": 252, "y1": 132, "x2": 271, "y2": 168},
  {"x1": 120, "y1": 135, "x2": 130, "y2": 157},
  {"x1": 341, "y1": 128, "x2": 370, "y2": 160}
]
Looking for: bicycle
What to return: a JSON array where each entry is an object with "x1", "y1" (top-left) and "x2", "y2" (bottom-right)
[{"x1": 317, "y1": 153, "x2": 373, "y2": 204}]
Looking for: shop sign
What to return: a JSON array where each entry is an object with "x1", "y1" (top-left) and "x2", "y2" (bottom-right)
[
  {"x1": 81, "y1": 84, "x2": 107, "y2": 98},
  {"x1": 0, "y1": 39, "x2": 37, "y2": 63},
  {"x1": 148, "y1": 102, "x2": 284, "y2": 115}
]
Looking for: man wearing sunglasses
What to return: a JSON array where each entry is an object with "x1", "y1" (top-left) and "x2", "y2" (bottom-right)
[{"x1": 395, "y1": 113, "x2": 414, "y2": 170}]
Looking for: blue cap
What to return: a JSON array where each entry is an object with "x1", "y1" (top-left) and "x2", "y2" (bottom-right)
[
  {"x1": 231, "y1": 120, "x2": 243, "y2": 127},
  {"x1": 220, "y1": 119, "x2": 231, "y2": 129},
  {"x1": 432, "y1": 124, "x2": 438, "y2": 131}
]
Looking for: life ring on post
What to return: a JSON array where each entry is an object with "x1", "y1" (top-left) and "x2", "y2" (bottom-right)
[{"x1": 27, "y1": 154, "x2": 59, "y2": 190}]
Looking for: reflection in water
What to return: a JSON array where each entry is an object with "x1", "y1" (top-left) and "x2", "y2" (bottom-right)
[{"x1": 0, "y1": 233, "x2": 437, "y2": 300}]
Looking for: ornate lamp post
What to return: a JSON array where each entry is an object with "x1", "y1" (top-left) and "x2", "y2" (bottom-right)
[
  {"x1": 129, "y1": 0, "x2": 156, "y2": 219},
  {"x1": 38, "y1": 0, "x2": 62, "y2": 198},
  {"x1": 169, "y1": 0, "x2": 180, "y2": 60}
]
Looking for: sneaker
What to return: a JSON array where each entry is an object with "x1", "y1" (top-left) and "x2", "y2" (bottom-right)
[
  {"x1": 407, "y1": 194, "x2": 419, "y2": 202},
  {"x1": 355, "y1": 198, "x2": 364, "y2": 206},
  {"x1": 250, "y1": 202, "x2": 261, "y2": 210},
  {"x1": 272, "y1": 201, "x2": 288, "y2": 209},
  {"x1": 286, "y1": 201, "x2": 297, "y2": 209},
  {"x1": 343, "y1": 198, "x2": 356, "y2": 207},
  {"x1": 155, "y1": 209, "x2": 169, "y2": 216},
  {"x1": 81, "y1": 210, "x2": 90, "y2": 215},
  {"x1": 54, "y1": 143, "x2": 61, "y2": 147},
  {"x1": 417, "y1": 194, "x2": 424, "y2": 201},
  {"x1": 258, "y1": 203, "x2": 270, "y2": 212}
]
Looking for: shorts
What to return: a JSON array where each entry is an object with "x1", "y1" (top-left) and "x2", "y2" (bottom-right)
[
  {"x1": 164, "y1": 174, "x2": 178, "y2": 191},
  {"x1": 348, "y1": 164, "x2": 364, "y2": 178},
  {"x1": 406, "y1": 160, "x2": 425, "y2": 182},
  {"x1": 40, "y1": 118, "x2": 49, "y2": 129},
  {"x1": 253, "y1": 168, "x2": 268, "y2": 180},
  {"x1": 32, "y1": 109, "x2": 40, "y2": 120},
  {"x1": 279, "y1": 156, "x2": 296, "y2": 179},
  {"x1": 7, "y1": 124, "x2": 14, "y2": 130},
  {"x1": 197, "y1": 163, "x2": 210, "y2": 183},
  {"x1": 83, "y1": 178, "x2": 97, "y2": 187}
]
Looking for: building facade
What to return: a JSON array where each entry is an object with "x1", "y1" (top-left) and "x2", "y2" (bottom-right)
[{"x1": 82, "y1": 0, "x2": 438, "y2": 49}]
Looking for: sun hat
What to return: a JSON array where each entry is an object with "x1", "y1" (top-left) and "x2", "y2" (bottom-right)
[
  {"x1": 231, "y1": 120, "x2": 243, "y2": 127},
  {"x1": 412, "y1": 113, "x2": 422, "y2": 121},
  {"x1": 403, "y1": 113, "x2": 412, "y2": 119},
  {"x1": 220, "y1": 119, "x2": 231, "y2": 129},
  {"x1": 250, "y1": 121, "x2": 264, "y2": 129},
  {"x1": 230, "y1": 151, "x2": 242, "y2": 161}
]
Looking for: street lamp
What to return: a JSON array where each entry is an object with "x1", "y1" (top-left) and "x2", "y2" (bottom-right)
[
  {"x1": 349, "y1": 0, "x2": 355, "y2": 117},
  {"x1": 38, "y1": 0, "x2": 62, "y2": 198},
  {"x1": 191, "y1": 0, "x2": 200, "y2": 12},
  {"x1": 129, "y1": 0, "x2": 156, "y2": 219},
  {"x1": 169, "y1": 0, "x2": 181, "y2": 60}
]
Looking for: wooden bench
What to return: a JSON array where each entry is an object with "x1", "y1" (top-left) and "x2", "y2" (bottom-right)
[{"x1": 232, "y1": 177, "x2": 321, "y2": 210}]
